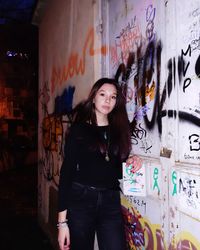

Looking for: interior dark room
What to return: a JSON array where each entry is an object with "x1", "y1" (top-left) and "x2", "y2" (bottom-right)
[{"x1": 0, "y1": 1, "x2": 53, "y2": 249}]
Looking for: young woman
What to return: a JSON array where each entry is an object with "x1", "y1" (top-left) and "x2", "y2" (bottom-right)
[{"x1": 57, "y1": 78, "x2": 141, "y2": 250}]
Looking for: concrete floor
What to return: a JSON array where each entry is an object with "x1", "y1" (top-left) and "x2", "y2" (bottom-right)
[{"x1": 0, "y1": 164, "x2": 54, "y2": 250}]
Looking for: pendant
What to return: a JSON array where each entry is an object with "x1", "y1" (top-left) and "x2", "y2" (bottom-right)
[{"x1": 105, "y1": 152, "x2": 110, "y2": 162}]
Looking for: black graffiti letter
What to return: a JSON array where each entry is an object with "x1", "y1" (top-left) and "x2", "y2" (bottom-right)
[{"x1": 189, "y1": 134, "x2": 200, "y2": 151}]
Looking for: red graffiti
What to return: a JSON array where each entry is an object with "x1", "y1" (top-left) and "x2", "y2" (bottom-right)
[
  {"x1": 111, "y1": 28, "x2": 143, "y2": 69},
  {"x1": 169, "y1": 240, "x2": 198, "y2": 250},
  {"x1": 51, "y1": 28, "x2": 107, "y2": 93},
  {"x1": 122, "y1": 205, "x2": 165, "y2": 249},
  {"x1": 122, "y1": 206, "x2": 145, "y2": 249}
]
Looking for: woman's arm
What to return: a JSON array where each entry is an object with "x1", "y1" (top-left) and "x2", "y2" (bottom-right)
[
  {"x1": 58, "y1": 209, "x2": 67, "y2": 222},
  {"x1": 57, "y1": 124, "x2": 79, "y2": 249},
  {"x1": 58, "y1": 210, "x2": 70, "y2": 250},
  {"x1": 58, "y1": 124, "x2": 78, "y2": 211}
]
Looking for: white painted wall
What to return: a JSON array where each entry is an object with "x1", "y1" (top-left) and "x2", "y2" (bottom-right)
[
  {"x1": 38, "y1": 0, "x2": 102, "y2": 248},
  {"x1": 38, "y1": 0, "x2": 200, "y2": 249},
  {"x1": 104, "y1": 0, "x2": 200, "y2": 249}
]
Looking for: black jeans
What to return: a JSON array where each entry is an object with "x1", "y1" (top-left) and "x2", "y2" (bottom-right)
[{"x1": 67, "y1": 182, "x2": 126, "y2": 250}]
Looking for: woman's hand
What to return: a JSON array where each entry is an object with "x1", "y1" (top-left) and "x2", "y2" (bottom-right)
[
  {"x1": 58, "y1": 225, "x2": 70, "y2": 250},
  {"x1": 126, "y1": 155, "x2": 143, "y2": 173}
]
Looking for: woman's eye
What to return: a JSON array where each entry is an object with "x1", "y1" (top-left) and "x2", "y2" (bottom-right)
[
  {"x1": 100, "y1": 93, "x2": 105, "y2": 96},
  {"x1": 112, "y1": 96, "x2": 117, "y2": 99}
]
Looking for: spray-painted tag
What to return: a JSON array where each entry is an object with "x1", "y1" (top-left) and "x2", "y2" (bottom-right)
[{"x1": 122, "y1": 162, "x2": 146, "y2": 196}]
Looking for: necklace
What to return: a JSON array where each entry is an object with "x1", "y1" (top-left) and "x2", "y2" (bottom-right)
[
  {"x1": 104, "y1": 129, "x2": 110, "y2": 162},
  {"x1": 105, "y1": 151, "x2": 110, "y2": 162}
]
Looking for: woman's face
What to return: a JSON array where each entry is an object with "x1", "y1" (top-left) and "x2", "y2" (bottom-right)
[{"x1": 93, "y1": 83, "x2": 117, "y2": 118}]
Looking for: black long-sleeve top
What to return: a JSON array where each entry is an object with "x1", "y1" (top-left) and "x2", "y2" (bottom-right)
[{"x1": 58, "y1": 122, "x2": 122, "y2": 212}]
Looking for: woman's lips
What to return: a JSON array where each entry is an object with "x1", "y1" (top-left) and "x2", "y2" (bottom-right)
[{"x1": 102, "y1": 105, "x2": 110, "y2": 110}]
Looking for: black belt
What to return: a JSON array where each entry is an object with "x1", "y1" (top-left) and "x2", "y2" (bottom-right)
[{"x1": 72, "y1": 182, "x2": 113, "y2": 191}]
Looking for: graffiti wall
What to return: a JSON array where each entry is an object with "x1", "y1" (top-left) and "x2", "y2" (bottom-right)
[
  {"x1": 107, "y1": 0, "x2": 163, "y2": 158},
  {"x1": 105, "y1": 0, "x2": 200, "y2": 249},
  {"x1": 38, "y1": 0, "x2": 200, "y2": 249},
  {"x1": 38, "y1": 0, "x2": 107, "y2": 246},
  {"x1": 175, "y1": 0, "x2": 200, "y2": 164}
]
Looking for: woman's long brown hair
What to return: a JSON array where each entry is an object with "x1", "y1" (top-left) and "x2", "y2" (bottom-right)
[{"x1": 72, "y1": 78, "x2": 132, "y2": 161}]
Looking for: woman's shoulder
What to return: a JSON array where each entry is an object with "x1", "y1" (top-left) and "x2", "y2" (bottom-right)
[
  {"x1": 66, "y1": 122, "x2": 95, "y2": 142},
  {"x1": 69, "y1": 122, "x2": 92, "y2": 133}
]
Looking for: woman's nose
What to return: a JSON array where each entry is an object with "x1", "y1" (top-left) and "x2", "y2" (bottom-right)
[{"x1": 105, "y1": 97, "x2": 110, "y2": 103}]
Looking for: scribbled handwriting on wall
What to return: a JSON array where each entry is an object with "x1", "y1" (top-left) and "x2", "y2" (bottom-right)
[
  {"x1": 114, "y1": 39, "x2": 164, "y2": 134},
  {"x1": 122, "y1": 197, "x2": 200, "y2": 249},
  {"x1": 180, "y1": 45, "x2": 192, "y2": 92},
  {"x1": 111, "y1": 1, "x2": 200, "y2": 138},
  {"x1": 131, "y1": 123, "x2": 146, "y2": 143},
  {"x1": 111, "y1": 16, "x2": 141, "y2": 68},
  {"x1": 39, "y1": 83, "x2": 75, "y2": 182},
  {"x1": 146, "y1": 4, "x2": 156, "y2": 41},
  {"x1": 131, "y1": 122, "x2": 152, "y2": 153},
  {"x1": 115, "y1": 41, "x2": 200, "y2": 136},
  {"x1": 179, "y1": 175, "x2": 200, "y2": 210},
  {"x1": 171, "y1": 170, "x2": 200, "y2": 220}
]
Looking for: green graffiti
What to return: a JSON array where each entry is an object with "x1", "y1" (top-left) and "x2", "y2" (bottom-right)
[
  {"x1": 153, "y1": 167, "x2": 160, "y2": 192},
  {"x1": 125, "y1": 164, "x2": 135, "y2": 184},
  {"x1": 172, "y1": 170, "x2": 177, "y2": 196}
]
